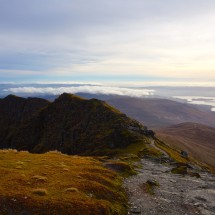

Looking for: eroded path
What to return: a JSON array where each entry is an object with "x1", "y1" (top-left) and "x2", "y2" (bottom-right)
[
  {"x1": 124, "y1": 155, "x2": 215, "y2": 215},
  {"x1": 150, "y1": 139, "x2": 169, "y2": 157}
]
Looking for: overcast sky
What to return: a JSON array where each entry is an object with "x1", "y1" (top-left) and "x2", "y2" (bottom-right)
[{"x1": 1, "y1": 0, "x2": 215, "y2": 85}]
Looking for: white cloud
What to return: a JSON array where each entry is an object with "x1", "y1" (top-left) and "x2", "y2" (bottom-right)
[
  {"x1": 173, "y1": 96, "x2": 215, "y2": 111},
  {"x1": 4, "y1": 86, "x2": 155, "y2": 97}
]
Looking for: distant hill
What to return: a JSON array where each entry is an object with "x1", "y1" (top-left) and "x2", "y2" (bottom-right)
[
  {"x1": 107, "y1": 97, "x2": 215, "y2": 129},
  {"x1": 156, "y1": 122, "x2": 215, "y2": 169},
  {"x1": 0, "y1": 93, "x2": 152, "y2": 155}
]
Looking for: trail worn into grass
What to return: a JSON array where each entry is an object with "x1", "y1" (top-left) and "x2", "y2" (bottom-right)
[
  {"x1": 150, "y1": 139, "x2": 169, "y2": 157},
  {"x1": 124, "y1": 154, "x2": 215, "y2": 215}
]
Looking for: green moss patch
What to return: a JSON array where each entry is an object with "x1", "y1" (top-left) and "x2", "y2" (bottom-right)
[
  {"x1": 171, "y1": 166, "x2": 188, "y2": 175},
  {"x1": 105, "y1": 161, "x2": 136, "y2": 177}
]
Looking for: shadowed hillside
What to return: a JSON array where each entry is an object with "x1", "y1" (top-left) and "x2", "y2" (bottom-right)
[
  {"x1": 0, "y1": 95, "x2": 50, "y2": 148},
  {"x1": 0, "y1": 93, "x2": 152, "y2": 155},
  {"x1": 156, "y1": 122, "x2": 215, "y2": 169}
]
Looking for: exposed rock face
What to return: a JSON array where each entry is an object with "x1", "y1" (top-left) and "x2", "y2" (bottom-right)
[{"x1": 0, "y1": 93, "x2": 149, "y2": 155}]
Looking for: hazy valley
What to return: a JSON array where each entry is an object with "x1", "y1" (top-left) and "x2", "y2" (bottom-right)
[{"x1": 107, "y1": 96, "x2": 215, "y2": 129}]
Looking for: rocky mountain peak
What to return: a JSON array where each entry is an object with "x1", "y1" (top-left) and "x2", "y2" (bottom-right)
[
  {"x1": 56, "y1": 93, "x2": 85, "y2": 102},
  {"x1": 0, "y1": 93, "x2": 152, "y2": 155},
  {"x1": 3, "y1": 94, "x2": 25, "y2": 103}
]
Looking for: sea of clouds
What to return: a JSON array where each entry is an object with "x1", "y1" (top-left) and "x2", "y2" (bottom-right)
[
  {"x1": 2, "y1": 83, "x2": 215, "y2": 112},
  {"x1": 3, "y1": 84, "x2": 155, "y2": 98}
]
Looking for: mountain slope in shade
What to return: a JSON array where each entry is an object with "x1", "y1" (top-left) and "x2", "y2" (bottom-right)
[
  {"x1": 0, "y1": 94, "x2": 50, "y2": 124},
  {"x1": 156, "y1": 122, "x2": 215, "y2": 169},
  {"x1": 107, "y1": 97, "x2": 215, "y2": 128},
  {"x1": 0, "y1": 95, "x2": 50, "y2": 147},
  {"x1": 0, "y1": 93, "x2": 151, "y2": 155}
]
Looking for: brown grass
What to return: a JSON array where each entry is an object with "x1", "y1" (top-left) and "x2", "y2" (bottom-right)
[
  {"x1": 64, "y1": 187, "x2": 79, "y2": 192},
  {"x1": 155, "y1": 139, "x2": 214, "y2": 173},
  {"x1": 0, "y1": 150, "x2": 126, "y2": 215},
  {"x1": 155, "y1": 140, "x2": 188, "y2": 163},
  {"x1": 31, "y1": 175, "x2": 48, "y2": 183},
  {"x1": 105, "y1": 161, "x2": 136, "y2": 177},
  {"x1": 156, "y1": 122, "x2": 215, "y2": 171}
]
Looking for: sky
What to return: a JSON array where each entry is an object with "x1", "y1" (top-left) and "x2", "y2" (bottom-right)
[{"x1": 1, "y1": 0, "x2": 215, "y2": 86}]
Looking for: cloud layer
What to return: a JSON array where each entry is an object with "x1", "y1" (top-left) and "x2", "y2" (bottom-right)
[
  {"x1": 174, "y1": 96, "x2": 215, "y2": 112},
  {"x1": 4, "y1": 86, "x2": 155, "y2": 97}
]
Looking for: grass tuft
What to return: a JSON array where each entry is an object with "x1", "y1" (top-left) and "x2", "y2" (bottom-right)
[
  {"x1": 105, "y1": 161, "x2": 136, "y2": 177},
  {"x1": 64, "y1": 187, "x2": 79, "y2": 193},
  {"x1": 16, "y1": 161, "x2": 25, "y2": 165},
  {"x1": 32, "y1": 188, "x2": 48, "y2": 196},
  {"x1": 15, "y1": 166, "x2": 23, "y2": 169},
  {"x1": 171, "y1": 166, "x2": 187, "y2": 175},
  {"x1": 31, "y1": 175, "x2": 48, "y2": 183}
]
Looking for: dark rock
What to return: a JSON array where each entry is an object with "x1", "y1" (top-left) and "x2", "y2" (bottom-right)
[
  {"x1": 195, "y1": 196, "x2": 207, "y2": 202},
  {"x1": 189, "y1": 172, "x2": 201, "y2": 178},
  {"x1": 130, "y1": 206, "x2": 141, "y2": 214},
  {"x1": 181, "y1": 150, "x2": 188, "y2": 158},
  {"x1": 147, "y1": 179, "x2": 159, "y2": 187}
]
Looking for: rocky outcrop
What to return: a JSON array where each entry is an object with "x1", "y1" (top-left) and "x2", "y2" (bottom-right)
[
  {"x1": 181, "y1": 150, "x2": 188, "y2": 158},
  {"x1": 0, "y1": 93, "x2": 151, "y2": 155}
]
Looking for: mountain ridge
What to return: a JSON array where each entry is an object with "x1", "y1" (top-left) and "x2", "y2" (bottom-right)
[{"x1": 0, "y1": 93, "x2": 152, "y2": 155}]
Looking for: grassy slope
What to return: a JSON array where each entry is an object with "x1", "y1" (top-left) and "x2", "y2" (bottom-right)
[
  {"x1": 156, "y1": 122, "x2": 215, "y2": 170},
  {"x1": 0, "y1": 139, "x2": 162, "y2": 215},
  {"x1": 155, "y1": 139, "x2": 214, "y2": 173},
  {"x1": 0, "y1": 150, "x2": 126, "y2": 215}
]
